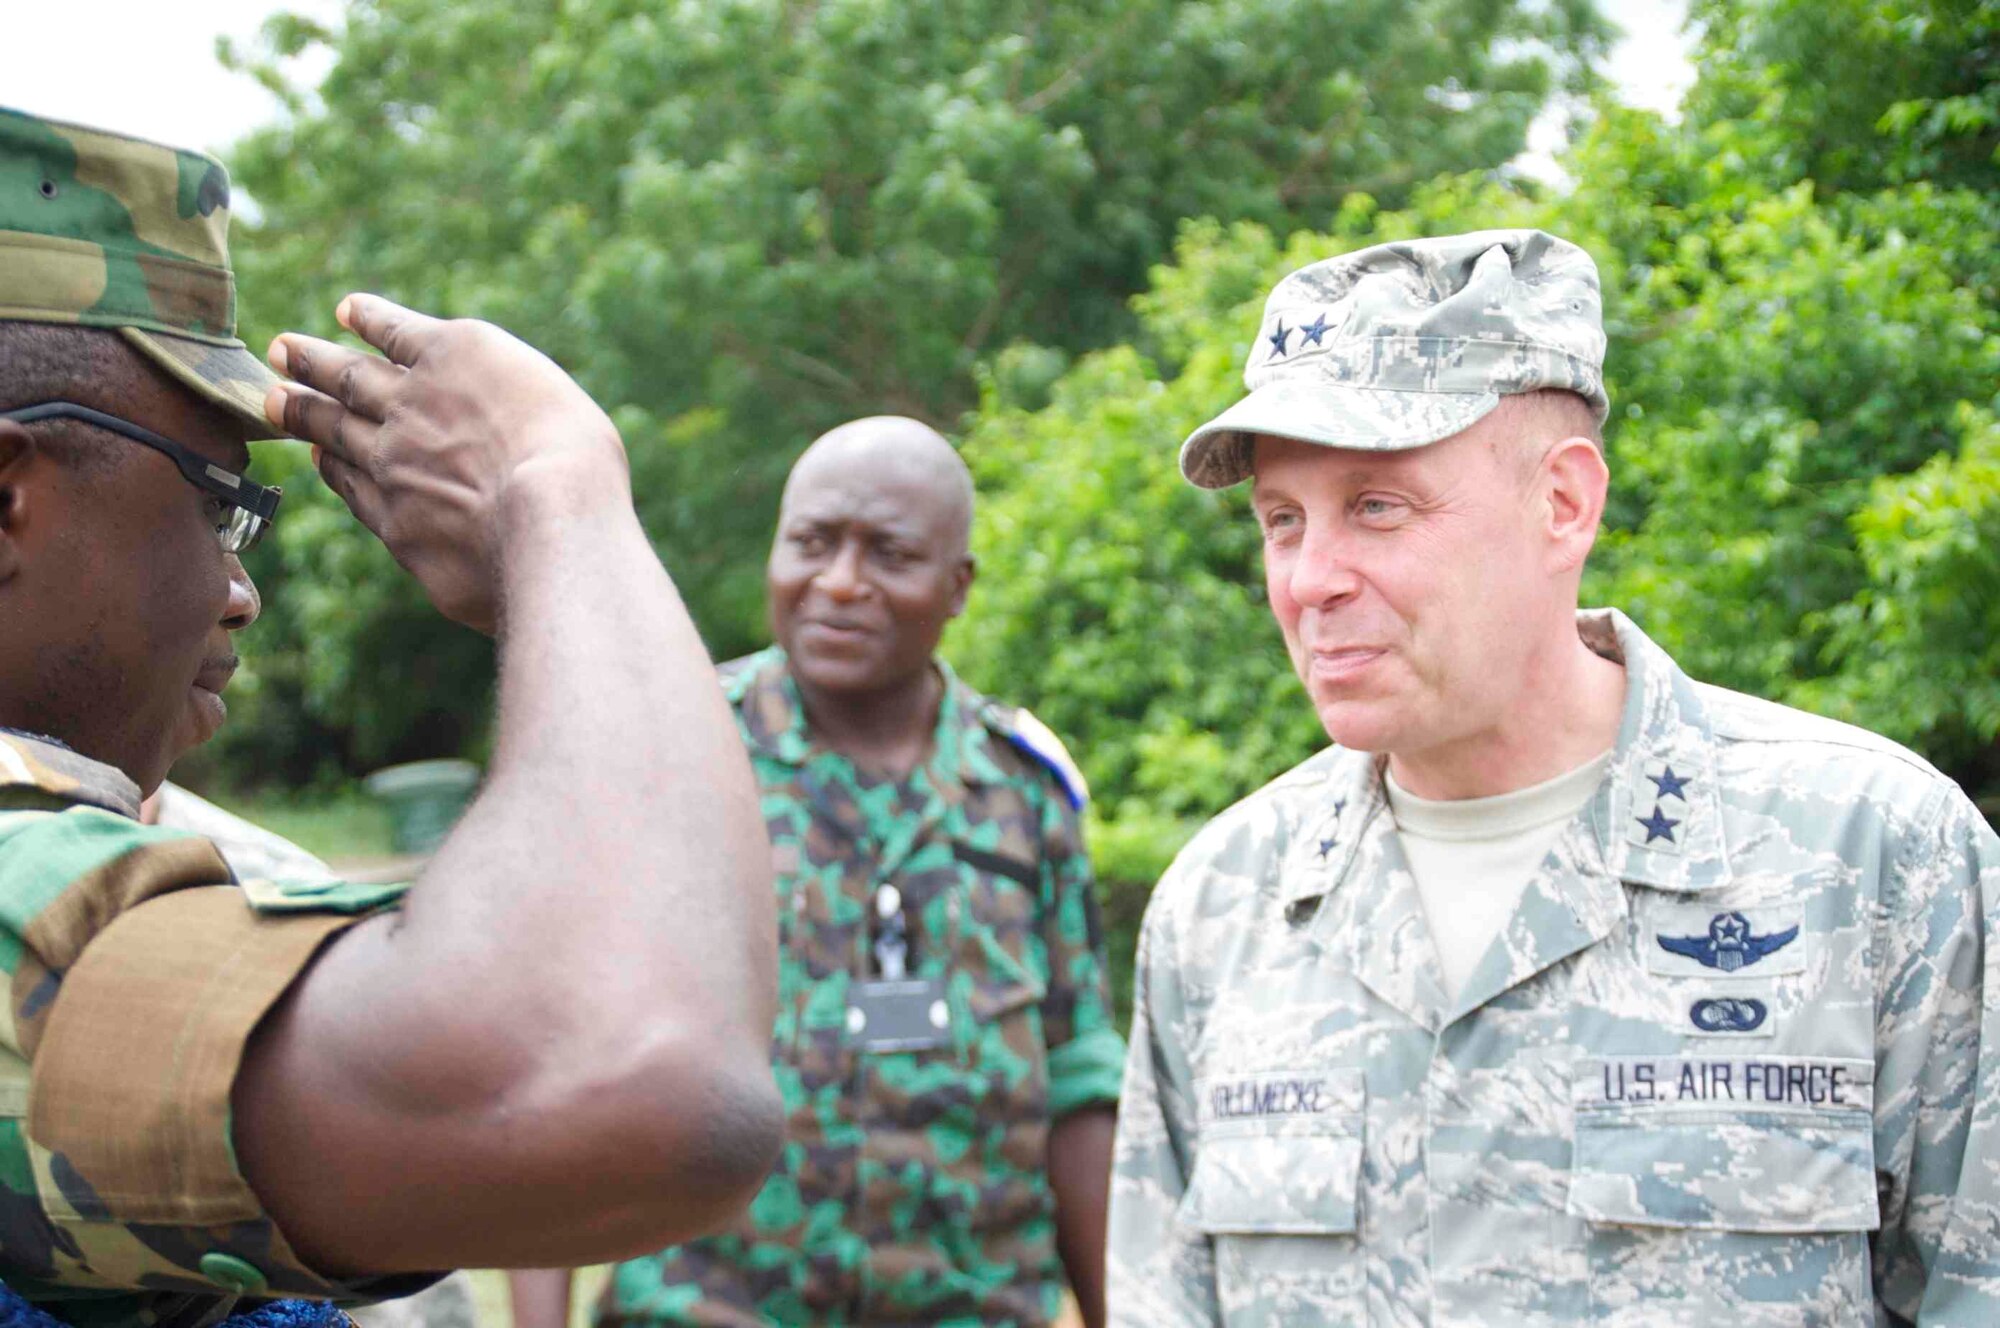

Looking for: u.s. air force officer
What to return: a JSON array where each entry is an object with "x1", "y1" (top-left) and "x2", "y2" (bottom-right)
[{"x1": 1106, "y1": 230, "x2": 2000, "y2": 1325}]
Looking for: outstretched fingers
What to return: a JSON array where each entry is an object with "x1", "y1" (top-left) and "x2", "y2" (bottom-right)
[
  {"x1": 313, "y1": 444, "x2": 390, "y2": 536},
  {"x1": 270, "y1": 331, "x2": 406, "y2": 418},
  {"x1": 265, "y1": 379, "x2": 383, "y2": 466},
  {"x1": 336, "y1": 293, "x2": 445, "y2": 368}
]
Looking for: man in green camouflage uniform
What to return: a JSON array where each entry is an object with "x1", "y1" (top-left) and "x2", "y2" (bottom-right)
[
  {"x1": 513, "y1": 418, "x2": 1126, "y2": 1327},
  {"x1": 0, "y1": 107, "x2": 782, "y2": 1327},
  {"x1": 1107, "y1": 230, "x2": 2000, "y2": 1325}
]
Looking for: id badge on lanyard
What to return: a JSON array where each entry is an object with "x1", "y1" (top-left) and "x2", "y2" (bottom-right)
[{"x1": 848, "y1": 880, "x2": 951, "y2": 1052}]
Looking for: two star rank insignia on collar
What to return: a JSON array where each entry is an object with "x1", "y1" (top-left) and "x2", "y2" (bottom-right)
[
  {"x1": 1314, "y1": 798, "x2": 1349, "y2": 860},
  {"x1": 1632, "y1": 761, "x2": 1692, "y2": 848}
]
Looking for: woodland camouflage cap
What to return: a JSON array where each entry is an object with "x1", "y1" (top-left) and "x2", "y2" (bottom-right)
[
  {"x1": 0, "y1": 106, "x2": 283, "y2": 436},
  {"x1": 1180, "y1": 228, "x2": 1609, "y2": 488}
]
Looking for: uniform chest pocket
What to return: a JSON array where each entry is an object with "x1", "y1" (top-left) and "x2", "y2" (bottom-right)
[
  {"x1": 1180, "y1": 1068, "x2": 1367, "y2": 1328},
  {"x1": 1569, "y1": 1056, "x2": 1878, "y2": 1327}
]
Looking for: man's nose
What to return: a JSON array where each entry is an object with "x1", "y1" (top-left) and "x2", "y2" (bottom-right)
[
  {"x1": 814, "y1": 541, "x2": 868, "y2": 600},
  {"x1": 223, "y1": 554, "x2": 262, "y2": 630},
  {"x1": 1285, "y1": 521, "x2": 1364, "y2": 609}
]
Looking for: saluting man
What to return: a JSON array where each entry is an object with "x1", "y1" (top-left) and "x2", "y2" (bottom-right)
[
  {"x1": 0, "y1": 107, "x2": 780, "y2": 1327},
  {"x1": 512, "y1": 417, "x2": 1127, "y2": 1327},
  {"x1": 1107, "y1": 230, "x2": 2000, "y2": 1325}
]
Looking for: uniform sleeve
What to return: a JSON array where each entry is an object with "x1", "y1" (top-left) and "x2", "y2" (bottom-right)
[
  {"x1": 1036, "y1": 791, "x2": 1126, "y2": 1117},
  {"x1": 1870, "y1": 788, "x2": 2000, "y2": 1324},
  {"x1": 0, "y1": 806, "x2": 410, "y2": 1302},
  {"x1": 1107, "y1": 870, "x2": 1218, "y2": 1328}
]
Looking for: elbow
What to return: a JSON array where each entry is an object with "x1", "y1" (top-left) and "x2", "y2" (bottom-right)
[
  {"x1": 510, "y1": 1030, "x2": 785, "y2": 1258},
  {"x1": 620, "y1": 1043, "x2": 785, "y2": 1243}
]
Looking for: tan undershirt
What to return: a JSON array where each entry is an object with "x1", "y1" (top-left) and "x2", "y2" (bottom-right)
[{"x1": 1385, "y1": 750, "x2": 1612, "y2": 1002}]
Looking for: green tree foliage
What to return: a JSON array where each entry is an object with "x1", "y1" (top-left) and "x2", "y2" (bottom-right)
[
  {"x1": 1684, "y1": 0, "x2": 1999, "y2": 193},
  {"x1": 211, "y1": 0, "x2": 1605, "y2": 781},
  {"x1": 952, "y1": 24, "x2": 2000, "y2": 922}
]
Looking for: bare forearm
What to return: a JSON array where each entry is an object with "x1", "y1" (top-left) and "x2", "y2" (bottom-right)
[
  {"x1": 395, "y1": 471, "x2": 774, "y2": 1042},
  {"x1": 236, "y1": 481, "x2": 779, "y2": 1270},
  {"x1": 1051, "y1": 1106, "x2": 1116, "y2": 1328},
  {"x1": 233, "y1": 302, "x2": 782, "y2": 1277}
]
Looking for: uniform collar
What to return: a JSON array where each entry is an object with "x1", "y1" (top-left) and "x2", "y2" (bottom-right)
[
  {"x1": 1585, "y1": 607, "x2": 1734, "y2": 895},
  {"x1": 0, "y1": 729, "x2": 141, "y2": 818},
  {"x1": 733, "y1": 647, "x2": 1004, "y2": 788},
  {"x1": 1276, "y1": 607, "x2": 1734, "y2": 913}
]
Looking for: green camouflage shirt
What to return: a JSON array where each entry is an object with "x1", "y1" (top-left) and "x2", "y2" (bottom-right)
[
  {"x1": 599, "y1": 650, "x2": 1126, "y2": 1327},
  {"x1": 0, "y1": 732, "x2": 421, "y2": 1328},
  {"x1": 1109, "y1": 610, "x2": 2000, "y2": 1327}
]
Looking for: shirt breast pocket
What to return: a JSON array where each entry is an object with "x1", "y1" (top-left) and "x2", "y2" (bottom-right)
[
  {"x1": 950, "y1": 842, "x2": 1051, "y2": 1079},
  {"x1": 1179, "y1": 1068, "x2": 1368, "y2": 1328},
  {"x1": 1569, "y1": 1056, "x2": 1878, "y2": 1327},
  {"x1": 901, "y1": 846, "x2": 1050, "y2": 1238}
]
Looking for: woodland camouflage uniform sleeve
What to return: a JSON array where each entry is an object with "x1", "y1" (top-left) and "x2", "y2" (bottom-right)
[
  {"x1": 1107, "y1": 860, "x2": 1217, "y2": 1327},
  {"x1": 1036, "y1": 789, "x2": 1126, "y2": 1118},
  {"x1": 1871, "y1": 787, "x2": 2000, "y2": 1323},
  {"x1": 0, "y1": 800, "x2": 407, "y2": 1301}
]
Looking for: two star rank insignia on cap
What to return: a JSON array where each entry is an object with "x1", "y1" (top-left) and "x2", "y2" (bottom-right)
[{"x1": 1267, "y1": 311, "x2": 1334, "y2": 360}]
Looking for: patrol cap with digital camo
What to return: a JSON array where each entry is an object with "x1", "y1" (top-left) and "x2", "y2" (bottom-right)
[
  {"x1": 1180, "y1": 228, "x2": 1609, "y2": 488},
  {"x1": 0, "y1": 106, "x2": 283, "y2": 436}
]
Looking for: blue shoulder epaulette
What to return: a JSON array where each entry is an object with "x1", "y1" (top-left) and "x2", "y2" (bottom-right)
[{"x1": 983, "y1": 703, "x2": 1089, "y2": 811}]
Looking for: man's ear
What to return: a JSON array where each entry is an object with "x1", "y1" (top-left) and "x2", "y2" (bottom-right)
[
  {"x1": 0, "y1": 423, "x2": 37, "y2": 582},
  {"x1": 1542, "y1": 436, "x2": 1609, "y2": 573},
  {"x1": 947, "y1": 554, "x2": 976, "y2": 619}
]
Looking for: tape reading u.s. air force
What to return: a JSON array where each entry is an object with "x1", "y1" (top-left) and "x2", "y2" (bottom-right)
[{"x1": 1580, "y1": 1056, "x2": 1872, "y2": 1113}]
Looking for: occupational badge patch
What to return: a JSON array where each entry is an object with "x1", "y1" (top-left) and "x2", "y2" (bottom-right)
[
  {"x1": 1659, "y1": 911, "x2": 1798, "y2": 971},
  {"x1": 1689, "y1": 996, "x2": 1770, "y2": 1034},
  {"x1": 1646, "y1": 904, "x2": 1807, "y2": 979}
]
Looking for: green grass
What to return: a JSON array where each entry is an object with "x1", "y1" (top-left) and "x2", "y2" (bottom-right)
[{"x1": 206, "y1": 788, "x2": 396, "y2": 863}]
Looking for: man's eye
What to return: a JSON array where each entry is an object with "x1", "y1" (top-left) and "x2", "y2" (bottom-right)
[
  {"x1": 1357, "y1": 497, "x2": 1399, "y2": 518},
  {"x1": 202, "y1": 496, "x2": 232, "y2": 533}
]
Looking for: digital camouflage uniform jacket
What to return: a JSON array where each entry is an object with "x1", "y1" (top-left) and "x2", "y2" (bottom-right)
[
  {"x1": 0, "y1": 733, "x2": 423, "y2": 1328},
  {"x1": 1109, "y1": 610, "x2": 2000, "y2": 1327},
  {"x1": 599, "y1": 650, "x2": 1126, "y2": 1327}
]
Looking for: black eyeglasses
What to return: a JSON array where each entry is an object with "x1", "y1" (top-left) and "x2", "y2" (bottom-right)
[{"x1": 1, "y1": 401, "x2": 281, "y2": 553}]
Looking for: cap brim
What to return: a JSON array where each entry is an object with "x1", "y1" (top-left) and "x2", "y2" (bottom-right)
[
  {"x1": 120, "y1": 327, "x2": 290, "y2": 439},
  {"x1": 1179, "y1": 380, "x2": 1501, "y2": 489}
]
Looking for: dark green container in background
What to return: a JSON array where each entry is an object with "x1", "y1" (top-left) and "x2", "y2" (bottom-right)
[{"x1": 364, "y1": 759, "x2": 482, "y2": 856}]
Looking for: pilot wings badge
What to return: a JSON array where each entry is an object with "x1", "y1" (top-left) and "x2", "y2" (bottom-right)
[{"x1": 1657, "y1": 910, "x2": 1799, "y2": 972}]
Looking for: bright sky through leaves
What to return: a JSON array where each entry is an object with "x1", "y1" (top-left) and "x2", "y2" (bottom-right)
[{"x1": 5, "y1": 0, "x2": 1691, "y2": 161}]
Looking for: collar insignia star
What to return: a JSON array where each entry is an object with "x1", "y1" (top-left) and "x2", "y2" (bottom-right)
[
  {"x1": 1649, "y1": 764, "x2": 1693, "y2": 802},
  {"x1": 1636, "y1": 804, "x2": 1681, "y2": 844}
]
